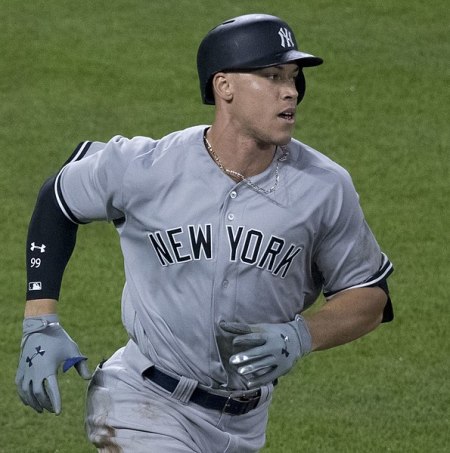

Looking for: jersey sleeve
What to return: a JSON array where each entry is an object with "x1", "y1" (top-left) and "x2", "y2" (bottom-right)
[
  {"x1": 314, "y1": 168, "x2": 393, "y2": 299},
  {"x1": 55, "y1": 136, "x2": 145, "y2": 223}
]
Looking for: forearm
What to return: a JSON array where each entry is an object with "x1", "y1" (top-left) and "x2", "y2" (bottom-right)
[
  {"x1": 305, "y1": 287, "x2": 387, "y2": 351},
  {"x1": 24, "y1": 299, "x2": 58, "y2": 317},
  {"x1": 26, "y1": 175, "x2": 78, "y2": 302}
]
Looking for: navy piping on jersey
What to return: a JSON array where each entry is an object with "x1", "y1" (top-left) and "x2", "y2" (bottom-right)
[
  {"x1": 54, "y1": 141, "x2": 92, "y2": 225},
  {"x1": 323, "y1": 253, "x2": 393, "y2": 299},
  {"x1": 61, "y1": 141, "x2": 93, "y2": 166}
]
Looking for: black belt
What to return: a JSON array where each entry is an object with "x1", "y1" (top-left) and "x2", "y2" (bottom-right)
[{"x1": 143, "y1": 367, "x2": 261, "y2": 416}]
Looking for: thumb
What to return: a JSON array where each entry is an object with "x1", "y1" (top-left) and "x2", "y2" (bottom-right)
[
  {"x1": 75, "y1": 358, "x2": 92, "y2": 380},
  {"x1": 63, "y1": 357, "x2": 92, "y2": 379},
  {"x1": 75, "y1": 359, "x2": 92, "y2": 380},
  {"x1": 219, "y1": 321, "x2": 253, "y2": 335}
]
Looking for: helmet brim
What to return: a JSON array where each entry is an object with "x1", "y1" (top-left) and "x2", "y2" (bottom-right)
[{"x1": 242, "y1": 50, "x2": 323, "y2": 69}]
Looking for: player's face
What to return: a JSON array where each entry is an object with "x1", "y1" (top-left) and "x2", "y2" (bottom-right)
[{"x1": 227, "y1": 63, "x2": 300, "y2": 147}]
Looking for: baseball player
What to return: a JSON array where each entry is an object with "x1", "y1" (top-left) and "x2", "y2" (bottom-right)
[{"x1": 16, "y1": 14, "x2": 394, "y2": 453}]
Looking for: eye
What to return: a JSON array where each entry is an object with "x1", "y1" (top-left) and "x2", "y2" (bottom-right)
[{"x1": 265, "y1": 73, "x2": 281, "y2": 80}]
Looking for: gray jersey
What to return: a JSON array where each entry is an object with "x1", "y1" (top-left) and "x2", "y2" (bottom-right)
[{"x1": 56, "y1": 125, "x2": 392, "y2": 389}]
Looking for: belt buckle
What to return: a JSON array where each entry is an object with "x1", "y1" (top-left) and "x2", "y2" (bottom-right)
[{"x1": 223, "y1": 392, "x2": 261, "y2": 416}]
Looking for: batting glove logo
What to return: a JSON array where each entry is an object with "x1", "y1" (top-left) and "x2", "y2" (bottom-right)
[{"x1": 26, "y1": 346, "x2": 45, "y2": 367}]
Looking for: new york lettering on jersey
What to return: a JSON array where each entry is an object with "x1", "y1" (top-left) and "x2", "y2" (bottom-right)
[{"x1": 147, "y1": 223, "x2": 303, "y2": 278}]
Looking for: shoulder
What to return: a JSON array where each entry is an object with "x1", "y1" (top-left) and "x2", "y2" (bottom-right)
[
  {"x1": 64, "y1": 126, "x2": 207, "y2": 164},
  {"x1": 108, "y1": 126, "x2": 207, "y2": 161},
  {"x1": 148, "y1": 125, "x2": 208, "y2": 156},
  {"x1": 61, "y1": 135, "x2": 157, "y2": 169},
  {"x1": 283, "y1": 139, "x2": 361, "y2": 221},
  {"x1": 287, "y1": 138, "x2": 353, "y2": 185}
]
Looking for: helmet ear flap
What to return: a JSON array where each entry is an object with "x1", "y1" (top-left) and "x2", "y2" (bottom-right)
[{"x1": 296, "y1": 70, "x2": 306, "y2": 104}]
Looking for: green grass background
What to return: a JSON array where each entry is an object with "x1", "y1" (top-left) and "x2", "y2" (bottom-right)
[{"x1": 1, "y1": 0, "x2": 448, "y2": 451}]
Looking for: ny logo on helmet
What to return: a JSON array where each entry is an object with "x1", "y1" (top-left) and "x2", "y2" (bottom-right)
[{"x1": 278, "y1": 27, "x2": 294, "y2": 48}]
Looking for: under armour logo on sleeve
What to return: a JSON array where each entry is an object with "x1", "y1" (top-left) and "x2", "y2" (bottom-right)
[{"x1": 30, "y1": 242, "x2": 46, "y2": 253}]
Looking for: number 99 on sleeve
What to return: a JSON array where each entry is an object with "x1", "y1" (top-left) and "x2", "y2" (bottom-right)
[{"x1": 30, "y1": 258, "x2": 41, "y2": 268}]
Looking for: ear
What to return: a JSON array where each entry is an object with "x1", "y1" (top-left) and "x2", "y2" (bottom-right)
[{"x1": 212, "y1": 72, "x2": 233, "y2": 103}]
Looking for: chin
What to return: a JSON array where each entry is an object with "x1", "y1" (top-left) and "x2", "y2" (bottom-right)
[
  {"x1": 274, "y1": 133, "x2": 293, "y2": 147},
  {"x1": 256, "y1": 127, "x2": 293, "y2": 148},
  {"x1": 279, "y1": 137, "x2": 292, "y2": 147}
]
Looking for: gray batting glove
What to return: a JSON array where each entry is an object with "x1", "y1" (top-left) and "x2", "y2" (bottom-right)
[
  {"x1": 15, "y1": 314, "x2": 91, "y2": 415},
  {"x1": 220, "y1": 315, "x2": 312, "y2": 389}
]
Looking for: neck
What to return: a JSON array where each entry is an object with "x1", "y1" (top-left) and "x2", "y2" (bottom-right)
[{"x1": 205, "y1": 126, "x2": 276, "y2": 179}]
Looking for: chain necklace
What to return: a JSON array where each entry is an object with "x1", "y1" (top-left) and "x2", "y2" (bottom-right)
[{"x1": 203, "y1": 131, "x2": 288, "y2": 195}]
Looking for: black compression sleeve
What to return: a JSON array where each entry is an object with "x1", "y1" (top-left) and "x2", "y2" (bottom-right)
[
  {"x1": 370, "y1": 279, "x2": 394, "y2": 323},
  {"x1": 26, "y1": 175, "x2": 79, "y2": 300}
]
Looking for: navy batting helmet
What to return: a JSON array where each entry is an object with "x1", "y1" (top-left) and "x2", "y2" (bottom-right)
[{"x1": 197, "y1": 14, "x2": 323, "y2": 105}]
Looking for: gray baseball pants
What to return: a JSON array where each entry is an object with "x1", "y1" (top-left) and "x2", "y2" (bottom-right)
[{"x1": 85, "y1": 340, "x2": 274, "y2": 452}]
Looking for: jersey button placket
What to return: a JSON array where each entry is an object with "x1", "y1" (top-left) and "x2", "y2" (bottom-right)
[
  {"x1": 227, "y1": 190, "x2": 237, "y2": 221},
  {"x1": 213, "y1": 188, "x2": 240, "y2": 322}
]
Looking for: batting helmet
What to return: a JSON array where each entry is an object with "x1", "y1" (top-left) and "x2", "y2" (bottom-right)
[{"x1": 197, "y1": 14, "x2": 323, "y2": 105}]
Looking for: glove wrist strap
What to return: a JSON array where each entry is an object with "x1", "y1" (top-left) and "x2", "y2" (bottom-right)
[
  {"x1": 290, "y1": 314, "x2": 313, "y2": 356},
  {"x1": 23, "y1": 314, "x2": 60, "y2": 335}
]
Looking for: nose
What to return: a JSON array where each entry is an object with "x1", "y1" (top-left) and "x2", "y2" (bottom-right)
[{"x1": 281, "y1": 80, "x2": 298, "y2": 101}]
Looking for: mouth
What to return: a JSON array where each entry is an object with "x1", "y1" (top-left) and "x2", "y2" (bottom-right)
[{"x1": 278, "y1": 109, "x2": 296, "y2": 122}]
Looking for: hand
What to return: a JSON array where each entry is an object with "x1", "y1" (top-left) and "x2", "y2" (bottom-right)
[
  {"x1": 219, "y1": 315, "x2": 312, "y2": 388},
  {"x1": 15, "y1": 314, "x2": 91, "y2": 414}
]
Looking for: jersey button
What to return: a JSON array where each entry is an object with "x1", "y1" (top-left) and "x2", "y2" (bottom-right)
[
  {"x1": 227, "y1": 213, "x2": 235, "y2": 221},
  {"x1": 230, "y1": 191, "x2": 237, "y2": 199},
  {"x1": 222, "y1": 280, "x2": 229, "y2": 288}
]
